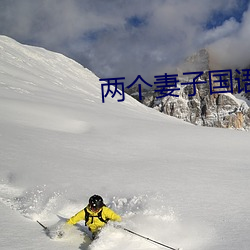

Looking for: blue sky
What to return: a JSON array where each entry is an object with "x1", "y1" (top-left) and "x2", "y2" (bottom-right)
[
  {"x1": 205, "y1": 0, "x2": 249, "y2": 28},
  {"x1": 0, "y1": 0, "x2": 249, "y2": 84}
]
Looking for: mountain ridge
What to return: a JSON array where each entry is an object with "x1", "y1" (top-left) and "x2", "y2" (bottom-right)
[{"x1": 129, "y1": 48, "x2": 250, "y2": 130}]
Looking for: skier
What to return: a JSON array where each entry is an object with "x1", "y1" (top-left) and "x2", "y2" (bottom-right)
[{"x1": 66, "y1": 194, "x2": 121, "y2": 239}]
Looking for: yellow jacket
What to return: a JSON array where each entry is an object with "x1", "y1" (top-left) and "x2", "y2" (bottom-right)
[{"x1": 67, "y1": 206, "x2": 121, "y2": 233}]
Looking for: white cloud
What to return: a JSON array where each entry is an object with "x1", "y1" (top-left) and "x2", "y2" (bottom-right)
[
  {"x1": 208, "y1": 4, "x2": 250, "y2": 69},
  {"x1": 201, "y1": 18, "x2": 240, "y2": 45},
  {"x1": 0, "y1": 0, "x2": 248, "y2": 81}
]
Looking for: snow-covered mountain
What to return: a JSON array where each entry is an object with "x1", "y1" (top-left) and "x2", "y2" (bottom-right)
[{"x1": 0, "y1": 36, "x2": 250, "y2": 250}]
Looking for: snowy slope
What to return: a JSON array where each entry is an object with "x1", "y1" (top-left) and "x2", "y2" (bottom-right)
[{"x1": 0, "y1": 36, "x2": 250, "y2": 250}]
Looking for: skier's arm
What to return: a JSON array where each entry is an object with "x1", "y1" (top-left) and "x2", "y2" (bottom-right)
[
  {"x1": 67, "y1": 209, "x2": 85, "y2": 225},
  {"x1": 104, "y1": 207, "x2": 122, "y2": 222}
]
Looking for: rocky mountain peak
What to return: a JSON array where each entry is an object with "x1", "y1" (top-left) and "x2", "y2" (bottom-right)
[{"x1": 130, "y1": 48, "x2": 250, "y2": 130}]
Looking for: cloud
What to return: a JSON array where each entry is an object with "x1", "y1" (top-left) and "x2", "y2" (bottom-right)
[
  {"x1": 0, "y1": 0, "x2": 249, "y2": 83},
  {"x1": 200, "y1": 18, "x2": 240, "y2": 45},
  {"x1": 208, "y1": 3, "x2": 250, "y2": 69}
]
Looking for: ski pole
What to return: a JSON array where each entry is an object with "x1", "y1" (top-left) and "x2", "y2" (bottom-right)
[
  {"x1": 37, "y1": 220, "x2": 48, "y2": 231},
  {"x1": 37, "y1": 220, "x2": 64, "y2": 238},
  {"x1": 122, "y1": 227, "x2": 180, "y2": 250}
]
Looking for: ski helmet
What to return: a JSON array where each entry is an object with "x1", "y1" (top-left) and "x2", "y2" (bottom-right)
[{"x1": 89, "y1": 195, "x2": 104, "y2": 210}]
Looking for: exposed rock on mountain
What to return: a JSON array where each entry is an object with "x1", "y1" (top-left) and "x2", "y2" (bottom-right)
[{"x1": 129, "y1": 49, "x2": 250, "y2": 130}]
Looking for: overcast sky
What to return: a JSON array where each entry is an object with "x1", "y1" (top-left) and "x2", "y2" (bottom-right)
[{"x1": 0, "y1": 0, "x2": 249, "y2": 84}]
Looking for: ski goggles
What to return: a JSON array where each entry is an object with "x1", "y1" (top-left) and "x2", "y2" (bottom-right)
[{"x1": 89, "y1": 205, "x2": 101, "y2": 212}]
